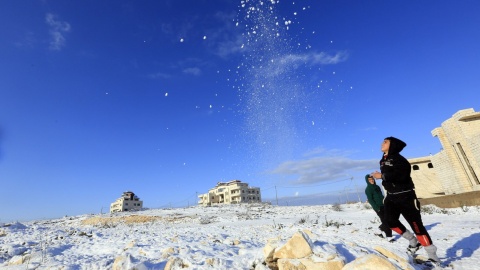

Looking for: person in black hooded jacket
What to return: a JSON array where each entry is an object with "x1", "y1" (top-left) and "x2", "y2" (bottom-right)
[
  {"x1": 371, "y1": 137, "x2": 440, "y2": 265},
  {"x1": 364, "y1": 174, "x2": 394, "y2": 242}
]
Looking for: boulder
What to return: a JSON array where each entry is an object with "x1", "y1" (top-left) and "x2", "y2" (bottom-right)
[
  {"x1": 274, "y1": 232, "x2": 313, "y2": 260},
  {"x1": 205, "y1": 257, "x2": 215, "y2": 266},
  {"x1": 162, "y1": 247, "x2": 177, "y2": 259},
  {"x1": 342, "y1": 254, "x2": 396, "y2": 270},
  {"x1": 112, "y1": 254, "x2": 133, "y2": 270},
  {"x1": 164, "y1": 257, "x2": 189, "y2": 270},
  {"x1": 124, "y1": 240, "x2": 136, "y2": 251},
  {"x1": 278, "y1": 258, "x2": 344, "y2": 270},
  {"x1": 374, "y1": 246, "x2": 414, "y2": 270},
  {"x1": 8, "y1": 255, "x2": 29, "y2": 265}
]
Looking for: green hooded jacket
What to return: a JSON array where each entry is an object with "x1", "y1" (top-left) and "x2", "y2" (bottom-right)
[{"x1": 364, "y1": 174, "x2": 385, "y2": 212}]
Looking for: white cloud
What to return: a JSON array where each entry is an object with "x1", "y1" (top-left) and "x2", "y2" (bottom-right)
[
  {"x1": 214, "y1": 34, "x2": 245, "y2": 58},
  {"x1": 148, "y1": 72, "x2": 171, "y2": 79},
  {"x1": 270, "y1": 155, "x2": 377, "y2": 185},
  {"x1": 45, "y1": 13, "x2": 71, "y2": 51},
  {"x1": 310, "y1": 51, "x2": 349, "y2": 65},
  {"x1": 14, "y1": 32, "x2": 36, "y2": 48},
  {"x1": 183, "y1": 67, "x2": 201, "y2": 76}
]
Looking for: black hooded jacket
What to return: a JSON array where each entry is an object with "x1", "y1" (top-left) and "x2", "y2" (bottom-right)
[{"x1": 380, "y1": 137, "x2": 415, "y2": 194}]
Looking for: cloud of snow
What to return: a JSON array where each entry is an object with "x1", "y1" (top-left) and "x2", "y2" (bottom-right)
[
  {"x1": 281, "y1": 51, "x2": 349, "y2": 66},
  {"x1": 270, "y1": 156, "x2": 377, "y2": 184}
]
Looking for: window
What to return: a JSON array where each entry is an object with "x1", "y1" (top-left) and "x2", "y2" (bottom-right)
[
  {"x1": 428, "y1": 163, "x2": 434, "y2": 168},
  {"x1": 412, "y1": 165, "x2": 419, "y2": 170}
]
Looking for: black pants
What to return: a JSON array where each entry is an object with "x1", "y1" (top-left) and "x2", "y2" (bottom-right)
[
  {"x1": 384, "y1": 190, "x2": 433, "y2": 245},
  {"x1": 376, "y1": 206, "x2": 392, "y2": 237}
]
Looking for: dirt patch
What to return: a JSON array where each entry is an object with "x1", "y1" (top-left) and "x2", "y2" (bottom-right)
[
  {"x1": 81, "y1": 214, "x2": 197, "y2": 226},
  {"x1": 81, "y1": 215, "x2": 162, "y2": 226}
]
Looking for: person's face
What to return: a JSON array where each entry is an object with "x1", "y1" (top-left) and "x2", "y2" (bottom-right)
[
  {"x1": 368, "y1": 177, "x2": 375, "y2": 184},
  {"x1": 381, "y1": 139, "x2": 390, "y2": 153}
]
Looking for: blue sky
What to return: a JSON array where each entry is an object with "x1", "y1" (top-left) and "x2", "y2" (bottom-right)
[{"x1": 1, "y1": 0, "x2": 479, "y2": 222}]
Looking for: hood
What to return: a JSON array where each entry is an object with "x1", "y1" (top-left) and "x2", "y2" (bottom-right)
[
  {"x1": 385, "y1": 136, "x2": 406, "y2": 154},
  {"x1": 365, "y1": 174, "x2": 376, "y2": 185}
]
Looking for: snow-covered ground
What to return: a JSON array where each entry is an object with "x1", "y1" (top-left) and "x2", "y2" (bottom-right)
[{"x1": 1, "y1": 203, "x2": 479, "y2": 269}]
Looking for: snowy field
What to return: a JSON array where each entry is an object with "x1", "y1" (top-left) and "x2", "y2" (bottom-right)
[{"x1": 1, "y1": 203, "x2": 479, "y2": 269}]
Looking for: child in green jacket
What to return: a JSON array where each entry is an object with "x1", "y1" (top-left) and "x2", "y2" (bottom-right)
[{"x1": 365, "y1": 174, "x2": 394, "y2": 242}]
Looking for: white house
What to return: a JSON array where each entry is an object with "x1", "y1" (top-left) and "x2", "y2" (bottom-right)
[
  {"x1": 110, "y1": 191, "x2": 143, "y2": 213},
  {"x1": 198, "y1": 180, "x2": 261, "y2": 206},
  {"x1": 408, "y1": 108, "x2": 480, "y2": 199}
]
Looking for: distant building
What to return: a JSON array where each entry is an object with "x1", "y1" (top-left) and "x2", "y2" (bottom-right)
[
  {"x1": 409, "y1": 108, "x2": 480, "y2": 198},
  {"x1": 110, "y1": 191, "x2": 143, "y2": 213},
  {"x1": 198, "y1": 180, "x2": 261, "y2": 206}
]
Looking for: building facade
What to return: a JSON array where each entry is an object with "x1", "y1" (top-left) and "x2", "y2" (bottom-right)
[
  {"x1": 198, "y1": 180, "x2": 261, "y2": 206},
  {"x1": 409, "y1": 108, "x2": 480, "y2": 198},
  {"x1": 110, "y1": 191, "x2": 144, "y2": 213}
]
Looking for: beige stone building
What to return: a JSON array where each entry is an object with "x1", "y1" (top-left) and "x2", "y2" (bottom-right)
[
  {"x1": 198, "y1": 180, "x2": 261, "y2": 206},
  {"x1": 110, "y1": 191, "x2": 144, "y2": 213},
  {"x1": 409, "y1": 108, "x2": 480, "y2": 199}
]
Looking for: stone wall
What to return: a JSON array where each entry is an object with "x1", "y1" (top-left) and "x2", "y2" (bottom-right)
[
  {"x1": 411, "y1": 108, "x2": 480, "y2": 198},
  {"x1": 418, "y1": 190, "x2": 480, "y2": 208}
]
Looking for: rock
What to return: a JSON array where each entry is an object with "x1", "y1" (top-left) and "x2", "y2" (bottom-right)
[
  {"x1": 264, "y1": 238, "x2": 281, "y2": 270},
  {"x1": 302, "y1": 229, "x2": 314, "y2": 238},
  {"x1": 8, "y1": 254, "x2": 29, "y2": 265},
  {"x1": 264, "y1": 238, "x2": 280, "y2": 260},
  {"x1": 277, "y1": 259, "x2": 307, "y2": 270},
  {"x1": 274, "y1": 231, "x2": 313, "y2": 259},
  {"x1": 374, "y1": 246, "x2": 414, "y2": 270},
  {"x1": 164, "y1": 257, "x2": 189, "y2": 269},
  {"x1": 342, "y1": 254, "x2": 396, "y2": 270},
  {"x1": 138, "y1": 248, "x2": 147, "y2": 256},
  {"x1": 112, "y1": 254, "x2": 133, "y2": 270},
  {"x1": 263, "y1": 232, "x2": 345, "y2": 270},
  {"x1": 124, "y1": 240, "x2": 136, "y2": 251},
  {"x1": 162, "y1": 247, "x2": 176, "y2": 259},
  {"x1": 277, "y1": 258, "x2": 344, "y2": 270},
  {"x1": 205, "y1": 258, "x2": 215, "y2": 266}
]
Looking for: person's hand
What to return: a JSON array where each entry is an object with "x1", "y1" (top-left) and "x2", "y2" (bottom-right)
[{"x1": 371, "y1": 171, "x2": 382, "y2": 179}]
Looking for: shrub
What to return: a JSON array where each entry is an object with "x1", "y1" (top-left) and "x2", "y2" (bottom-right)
[
  {"x1": 332, "y1": 203, "x2": 342, "y2": 212},
  {"x1": 298, "y1": 216, "x2": 309, "y2": 224},
  {"x1": 421, "y1": 205, "x2": 436, "y2": 214},
  {"x1": 323, "y1": 216, "x2": 346, "y2": 228}
]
